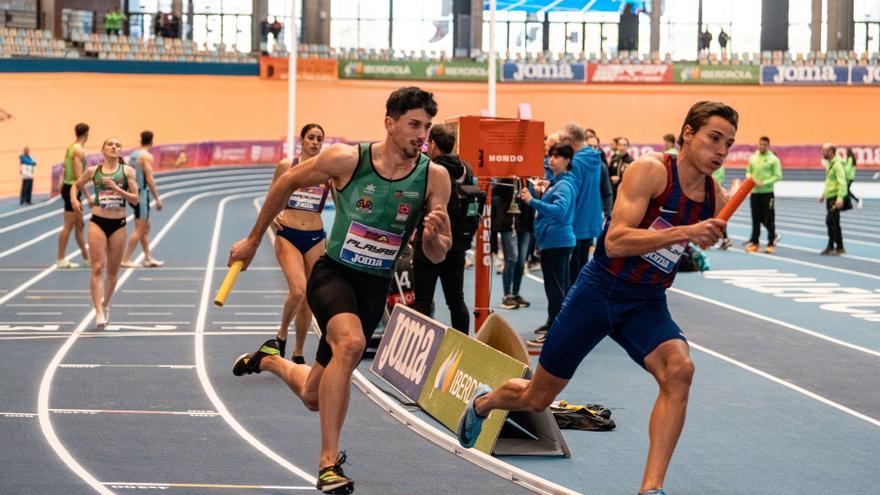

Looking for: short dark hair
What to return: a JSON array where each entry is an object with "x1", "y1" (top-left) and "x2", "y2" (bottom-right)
[
  {"x1": 428, "y1": 124, "x2": 455, "y2": 155},
  {"x1": 386, "y1": 86, "x2": 438, "y2": 120},
  {"x1": 140, "y1": 131, "x2": 154, "y2": 146},
  {"x1": 759, "y1": 136, "x2": 770, "y2": 144},
  {"x1": 300, "y1": 123, "x2": 324, "y2": 139},
  {"x1": 75, "y1": 123, "x2": 89, "y2": 138},
  {"x1": 677, "y1": 101, "x2": 739, "y2": 146},
  {"x1": 663, "y1": 133, "x2": 676, "y2": 144},
  {"x1": 548, "y1": 143, "x2": 574, "y2": 170}
]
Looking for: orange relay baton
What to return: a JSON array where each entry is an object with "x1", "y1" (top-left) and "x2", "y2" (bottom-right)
[
  {"x1": 716, "y1": 177, "x2": 755, "y2": 222},
  {"x1": 213, "y1": 261, "x2": 243, "y2": 307}
]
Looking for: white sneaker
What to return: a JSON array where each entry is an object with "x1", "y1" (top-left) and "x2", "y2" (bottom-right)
[
  {"x1": 103, "y1": 306, "x2": 110, "y2": 327},
  {"x1": 95, "y1": 309, "x2": 107, "y2": 329},
  {"x1": 143, "y1": 258, "x2": 165, "y2": 267},
  {"x1": 57, "y1": 259, "x2": 79, "y2": 269},
  {"x1": 121, "y1": 260, "x2": 140, "y2": 268},
  {"x1": 83, "y1": 259, "x2": 92, "y2": 268}
]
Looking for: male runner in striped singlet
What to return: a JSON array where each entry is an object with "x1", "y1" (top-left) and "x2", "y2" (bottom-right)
[
  {"x1": 457, "y1": 101, "x2": 738, "y2": 495},
  {"x1": 121, "y1": 131, "x2": 164, "y2": 268},
  {"x1": 228, "y1": 87, "x2": 451, "y2": 494},
  {"x1": 56, "y1": 123, "x2": 92, "y2": 268}
]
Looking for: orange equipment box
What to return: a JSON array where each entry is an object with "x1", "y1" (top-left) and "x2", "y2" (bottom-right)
[{"x1": 446, "y1": 116, "x2": 544, "y2": 178}]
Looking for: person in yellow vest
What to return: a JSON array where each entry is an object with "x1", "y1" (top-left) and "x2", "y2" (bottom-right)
[
  {"x1": 745, "y1": 136, "x2": 782, "y2": 254},
  {"x1": 56, "y1": 123, "x2": 92, "y2": 268},
  {"x1": 820, "y1": 143, "x2": 848, "y2": 255}
]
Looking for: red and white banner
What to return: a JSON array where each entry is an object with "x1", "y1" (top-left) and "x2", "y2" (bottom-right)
[{"x1": 587, "y1": 63, "x2": 673, "y2": 84}]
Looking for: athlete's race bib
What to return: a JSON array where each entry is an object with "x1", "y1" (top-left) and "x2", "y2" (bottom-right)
[
  {"x1": 98, "y1": 189, "x2": 125, "y2": 210},
  {"x1": 339, "y1": 221, "x2": 402, "y2": 270},
  {"x1": 287, "y1": 186, "x2": 327, "y2": 212},
  {"x1": 640, "y1": 216, "x2": 687, "y2": 273}
]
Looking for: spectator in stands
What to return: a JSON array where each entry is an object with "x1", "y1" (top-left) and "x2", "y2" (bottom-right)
[
  {"x1": 663, "y1": 133, "x2": 678, "y2": 155},
  {"x1": 154, "y1": 14, "x2": 166, "y2": 38},
  {"x1": 104, "y1": 7, "x2": 126, "y2": 36},
  {"x1": 609, "y1": 136, "x2": 634, "y2": 200},
  {"x1": 270, "y1": 18, "x2": 284, "y2": 42},
  {"x1": 844, "y1": 148, "x2": 862, "y2": 209},
  {"x1": 165, "y1": 12, "x2": 181, "y2": 38},
  {"x1": 558, "y1": 122, "x2": 605, "y2": 293},
  {"x1": 718, "y1": 28, "x2": 730, "y2": 52},
  {"x1": 820, "y1": 143, "x2": 848, "y2": 255},
  {"x1": 699, "y1": 29, "x2": 712, "y2": 53},
  {"x1": 19, "y1": 146, "x2": 35, "y2": 205},
  {"x1": 260, "y1": 18, "x2": 271, "y2": 44},
  {"x1": 522, "y1": 143, "x2": 577, "y2": 346},
  {"x1": 745, "y1": 136, "x2": 782, "y2": 254},
  {"x1": 585, "y1": 135, "x2": 613, "y2": 218}
]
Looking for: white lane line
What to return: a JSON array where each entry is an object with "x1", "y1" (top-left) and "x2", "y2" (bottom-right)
[
  {"x1": 0, "y1": 180, "x2": 271, "y2": 305},
  {"x1": 125, "y1": 312, "x2": 174, "y2": 316},
  {"x1": 211, "y1": 321, "x2": 280, "y2": 324},
  {"x1": 233, "y1": 312, "x2": 279, "y2": 316},
  {"x1": 27, "y1": 289, "x2": 89, "y2": 292},
  {"x1": 225, "y1": 289, "x2": 288, "y2": 293},
  {"x1": 0, "y1": 178, "x2": 270, "y2": 259},
  {"x1": 0, "y1": 321, "x2": 74, "y2": 324},
  {"x1": 526, "y1": 272, "x2": 880, "y2": 428},
  {"x1": 726, "y1": 233, "x2": 880, "y2": 265},
  {"x1": 24, "y1": 295, "x2": 91, "y2": 299},
  {"x1": 49, "y1": 408, "x2": 219, "y2": 417},
  {"x1": 221, "y1": 304, "x2": 280, "y2": 308},
  {"x1": 36, "y1": 186, "x2": 267, "y2": 495},
  {"x1": 0, "y1": 195, "x2": 61, "y2": 219},
  {"x1": 101, "y1": 482, "x2": 312, "y2": 491},
  {"x1": 104, "y1": 321, "x2": 191, "y2": 325},
  {"x1": 718, "y1": 245, "x2": 880, "y2": 282},
  {"x1": 0, "y1": 331, "x2": 277, "y2": 341},
  {"x1": 8, "y1": 303, "x2": 88, "y2": 307},
  {"x1": 17, "y1": 312, "x2": 63, "y2": 315},
  {"x1": 220, "y1": 326, "x2": 282, "y2": 330},
  {"x1": 0, "y1": 209, "x2": 58, "y2": 233},
  {"x1": 690, "y1": 342, "x2": 880, "y2": 428},
  {"x1": 122, "y1": 289, "x2": 197, "y2": 293},
  {"x1": 668, "y1": 288, "x2": 880, "y2": 358},
  {"x1": 137, "y1": 277, "x2": 203, "y2": 281},
  {"x1": 60, "y1": 364, "x2": 195, "y2": 369},
  {"x1": 727, "y1": 221, "x2": 880, "y2": 248},
  {"x1": 195, "y1": 192, "x2": 317, "y2": 485}
]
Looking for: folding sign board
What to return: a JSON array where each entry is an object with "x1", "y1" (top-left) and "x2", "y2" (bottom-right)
[{"x1": 446, "y1": 116, "x2": 545, "y2": 178}]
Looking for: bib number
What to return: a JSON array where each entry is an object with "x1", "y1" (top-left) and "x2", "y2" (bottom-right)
[
  {"x1": 640, "y1": 216, "x2": 687, "y2": 274},
  {"x1": 287, "y1": 186, "x2": 327, "y2": 212},
  {"x1": 98, "y1": 189, "x2": 125, "y2": 210},
  {"x1": 339, "y1": 222, "x2": 402, "y2": 270}
]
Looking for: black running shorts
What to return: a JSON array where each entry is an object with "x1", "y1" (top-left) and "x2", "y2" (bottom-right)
[
  {"x1": 307, "y1": 256, "x2": 391, "y2": 367},
  {"x1": 61, "y1": 183, "x2": 81, "y2": 212}
]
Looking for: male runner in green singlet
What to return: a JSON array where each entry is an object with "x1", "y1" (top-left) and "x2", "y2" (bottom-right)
[
  {"x1": 228, "y1": 87, "x2": 451, "y2": 494},
  {"x1": 57, "y1": 123, "x2": 92, "y2": 268}
]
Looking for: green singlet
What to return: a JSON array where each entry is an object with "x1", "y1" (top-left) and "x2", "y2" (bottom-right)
[
  {"x1": 93, "y1": 164, "x2": 128, "y2": 210},
  {"x1": 63, "y1": 143, "x2": 84, "y2": 185},
  {"x1": 325, "y1": 143, "x2": 429, "y2": 278}
]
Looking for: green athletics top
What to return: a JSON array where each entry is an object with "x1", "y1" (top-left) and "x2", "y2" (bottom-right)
[
  {"x1": 746, "y1": 150, "x2": 782, "y2": 194},
  {"x1": 844, "y1": 156, "x2": 856, "y2": 182},
  {"x1": 93, "y1": 164, "x2": 128, "y2": 210},
  {"x1": 63, "y1": 143, "x2": 84, "y2": 185},
  {"x1": 325, "y1": 143, "x2": 430, "y2": 278}
]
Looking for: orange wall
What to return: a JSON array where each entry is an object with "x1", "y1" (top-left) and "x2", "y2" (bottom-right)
[{"x1": 2, "y1": 73, "x2": 879, "y2": 198}]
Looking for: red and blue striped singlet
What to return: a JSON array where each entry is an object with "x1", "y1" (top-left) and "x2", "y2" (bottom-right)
[{"x1": 592, "y1": 154, "x2": 715, "y2": 290}]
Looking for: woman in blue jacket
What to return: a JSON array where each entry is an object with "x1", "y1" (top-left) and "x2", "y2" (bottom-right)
[{"x1": 522, "y1": 143, "x2": 578, "y2": 343}]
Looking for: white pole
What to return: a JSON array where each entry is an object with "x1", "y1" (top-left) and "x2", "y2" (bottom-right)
[
  {"x1": 286, "y1": 0, "x2": 298, "y2": 159},
  {"x1": 488, "y1": 0, "x2": 496, "y2": 117}
]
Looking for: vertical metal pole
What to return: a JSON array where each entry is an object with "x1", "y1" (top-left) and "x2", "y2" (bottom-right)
[
  {"x1": 488, "y1": 0, "x2": 496, "y2": 116},
  {"x1": 287, "y1": 0, "x2": 298, "y2": 159}
]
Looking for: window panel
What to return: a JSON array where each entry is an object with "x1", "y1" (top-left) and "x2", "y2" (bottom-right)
[
  {"x1": 331, "y1": 19, "x2": 358, "y2": 48},
  {"x1": 222, "y1": 0, "x2": 252, "y2": 15},
  {"x1": 358, "y1": 20, "x2": 389, "y2": 49}
]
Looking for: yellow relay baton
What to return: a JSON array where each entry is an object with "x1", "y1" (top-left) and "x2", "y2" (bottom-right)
[{"x1": 214, "y1": 261, "x2": 243, "y2": 307}]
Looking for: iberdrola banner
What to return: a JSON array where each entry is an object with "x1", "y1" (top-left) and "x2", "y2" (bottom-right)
[{"x1": 339, "y1": 59, "x2": 488, "y2": 81}]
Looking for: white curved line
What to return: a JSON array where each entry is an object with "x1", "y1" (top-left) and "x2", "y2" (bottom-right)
[
  {"x1": 37, "y1": 186, "x2": 267, "y2": 494},
  {"x1": 194, "y1": 192, "x2": 317, "y2": 484}
]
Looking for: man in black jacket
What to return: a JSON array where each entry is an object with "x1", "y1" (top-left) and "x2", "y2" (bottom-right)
[{"x1": 412, "y1": 124, "x2": 473, "y2": 333}]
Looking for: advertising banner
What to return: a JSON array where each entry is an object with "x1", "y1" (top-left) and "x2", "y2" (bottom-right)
[
  {"x1": 761, "y1": 65, "x2": 850, "y2": 85},
  {"x1": 259, "y1": 56, "x2": 338, "y2": 80},
  {"x1": 673, "y1": 63, "x2": 760, "y2": 85},
  {"x1": 501, "y1": 62, "x2": 586, "y2": 82},
  {"x1": 339, "y1": 59, "x2": 488, "y2": 81},
  {"x1": 370, "y1": 305, "x2": 447, "y2": 403},
  {"x1": 849, "y1": 65, "x2": 880, "y2": 85},
  {"x1": 418, "y1": 329, "x2": 527, "y2": 454},
  {"x1": 587, "y1": 63, "x2": 673, "y2": 83}
]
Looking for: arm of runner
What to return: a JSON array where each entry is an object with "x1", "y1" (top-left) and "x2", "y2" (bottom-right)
[
  {"x1": 142, "y1": 153, "x2": 161, "y2": 210},
  {"x1": 119, "y1": 165, "x2": 140, "y2": 204},
  {"x1": 420, "y1": 163, "x2": 452, "y2": 264},
  {"x1": 604, "y1": 157, "x2": 724, "y2": 257},
  {"x1": 229, "y1": 143, "x2": 357, "y2": 270},
  {"x1": 70, "y1": 166, "x2": 96, "y2": 213}
]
